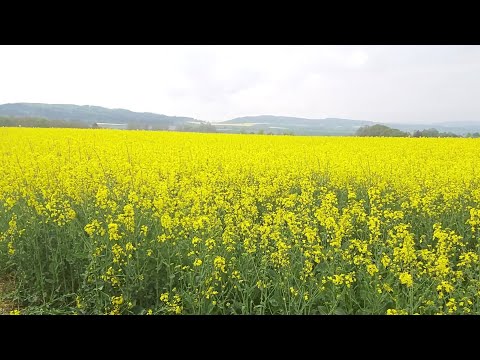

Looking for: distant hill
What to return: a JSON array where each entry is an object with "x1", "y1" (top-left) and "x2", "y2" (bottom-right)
[
  {"x1": 217, "y1": 116, "x2": 480, "y2": 136},
  {"x1": 2, "y1": 103, "x2": 480, "y2": 136},
  {"x1": 215, "y1": 115, "x2": 376, "y2": 135},
  {"x1": 0, "y1": 103, "x2": 201, "y2": 130}
]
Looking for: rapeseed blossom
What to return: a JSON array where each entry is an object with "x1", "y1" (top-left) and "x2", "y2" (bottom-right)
[{"x1": 1, "y1": 128, "x2": 480, "y2": 315}]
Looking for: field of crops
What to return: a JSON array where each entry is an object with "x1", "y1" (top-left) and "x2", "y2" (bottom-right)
[{"x1": 1, "y1": 128, "x2": 480, "y2": 314}]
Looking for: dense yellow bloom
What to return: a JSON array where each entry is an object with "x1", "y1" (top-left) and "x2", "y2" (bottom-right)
[
  {"x1": 111, "y1": 295, "x2": 124, "y2": 306},
  {"x1": 205, "y1": 238, "x2": 216, "y2": 250},
  {"x1": 386, "y1": 309, "x2": 408, "y2": 315},
  {"x1": 446, "y1": 298, "x2": 457, "y2": 313},
  {"x1": 231, "y1": 270, "x2": 241, "y2": 280},
  {"x1": 213, "y1": 256, "x2": 226, "y2": 273},
  {"x1": 399, "y1": 272, "x2": 413, "y2": 287},
  {"x1": 2, "y1": 128, "x2": 480, "y2": 315},
  {"x1": 159, "y1": 292, "x2": 183, "y2": 314},
  {"x1": 203, "y1": 286, "x2": 218, "y2": 300},
  {"x1": 7, "y1": 241, "x2": 15, "y2": 255},
  {"x1": 125, "y1": 242, "x2": 136, "y2": 253},
  {"x1": 140, "y1": 225, "x2": 148, "y2": 237},
  {"x1": 437, "y1": 281, "x2": 454, "y2": 294},
  {"x1": 366, "y1": 264, "x2": 379, "y2": 276},
  {"x1": 108, "y1": 223, "x2": 121, "y2": 241},
  {"x1": 328, "y1": 272, "x2": 356, "y2": 288},
  {"x1": 101, "y1": 266, "x2": 120, "y2": 287},
  {"x1": 108, "y1": 295, "x2": 124, "y2": 315},
  {"x1": 381, "y1": 255, "x2": 391, "y2": 268},
  {"x1": 193, "y1": 258, "x2": 203, "y2": 267},
  {"x1": 457, "y1": 252, "x2": 478, "y2": 268}
]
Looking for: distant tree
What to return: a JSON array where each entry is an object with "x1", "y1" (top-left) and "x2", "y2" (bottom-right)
[
  {"x1": 412, "y1": 128, "x2": 461, "y2": 138},
  {"x1": 422, "y1": 128, "x2": 439, "y2": 137},
  {"x1": 356, "y1": 124, "x2": 408, "y2": 137},
  {"x1": 441, "y1": 131, "x2": 461, "y2": 138},
  {"x1": 197, "y1": 122, "x2": 217, "y2": 133}
]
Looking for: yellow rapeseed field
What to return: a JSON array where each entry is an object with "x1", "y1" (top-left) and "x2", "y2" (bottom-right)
[{"x1": 1, "y1": 127, "x2": 480, "y2": 314}]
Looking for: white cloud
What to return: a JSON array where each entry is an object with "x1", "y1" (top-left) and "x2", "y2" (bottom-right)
[{"x1": 0, "y1": 45, "x2": 479, "y2": 123}]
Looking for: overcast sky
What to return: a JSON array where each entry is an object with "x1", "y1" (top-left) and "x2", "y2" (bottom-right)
[{"x1": 1, "y1": 45, "x2": 479, "y2": 123}]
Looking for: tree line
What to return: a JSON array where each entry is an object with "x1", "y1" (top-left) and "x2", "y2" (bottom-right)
[
  {"x1": 356, "y1": 124, "x2": 479, "y2": 138},
  {"x1": 0, "y1": 116, "x2": 89, "y2": 128}
]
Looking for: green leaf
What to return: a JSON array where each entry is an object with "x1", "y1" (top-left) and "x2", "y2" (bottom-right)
[
  {"x1": 333, "y1": 307, "x2": 347, "y2": 315},
  {"x1": 132, "y1": 305, "x2": 145, "y2": 315}
]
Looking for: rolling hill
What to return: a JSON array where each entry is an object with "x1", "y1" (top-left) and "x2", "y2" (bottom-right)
[
  {"x1": 1, "y1": 103, "x2": 480, "y2": 135},
  {"x1": 213, "y1": 115, "x2": 376, "y2": 135},
  {"x1": 0, "y1": 103, "x2": 200, "y2": 130}
]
